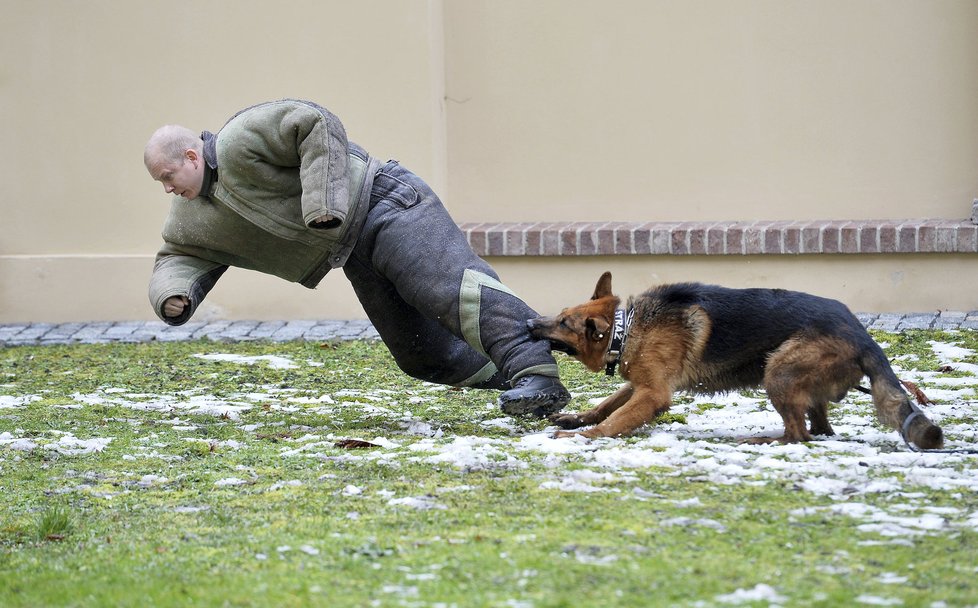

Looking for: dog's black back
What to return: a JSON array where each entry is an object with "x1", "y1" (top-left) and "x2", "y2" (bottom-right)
[{"x1": 633, "y1": 282, "x2": 875, "y2": 392}]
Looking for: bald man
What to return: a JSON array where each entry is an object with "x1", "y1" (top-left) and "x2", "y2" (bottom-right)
[{"x1": 143, "y1": 99, "x2": 569, "y2": 418}]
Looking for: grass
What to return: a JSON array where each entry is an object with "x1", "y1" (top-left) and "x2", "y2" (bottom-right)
[
  {"x1": 1, "y1": 332, "x2": 977, "y2": 607},
  {"x1": 32, "y1": 505, "x2": 74, "y2": 542}
]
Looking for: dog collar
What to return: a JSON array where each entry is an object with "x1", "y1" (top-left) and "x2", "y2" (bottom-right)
[{"x1": 605, "y1": 304, "x2": 634, "y2": 376}]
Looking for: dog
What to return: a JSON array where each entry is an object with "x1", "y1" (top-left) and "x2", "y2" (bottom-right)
[{"x1": 528, "y1": 271, "x2": 944, "y2": 449}]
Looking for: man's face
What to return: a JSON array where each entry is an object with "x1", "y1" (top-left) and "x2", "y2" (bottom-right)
[{"x1": 147, "y1": 150, "x2": 205, "y2": 200}]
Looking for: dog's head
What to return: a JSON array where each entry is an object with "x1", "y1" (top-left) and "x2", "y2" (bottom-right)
[{"x1": 527, "y1": 271, "x2": 621, "y2": 373}]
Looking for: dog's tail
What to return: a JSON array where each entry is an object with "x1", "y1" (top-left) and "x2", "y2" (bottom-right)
[{"x1": 859, "y1": 342, "x2": 944, "y2": 450}]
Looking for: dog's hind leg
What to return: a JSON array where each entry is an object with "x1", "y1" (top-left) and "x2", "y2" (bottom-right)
[
  {"x1": 755, "y1": 336, "x2": 863, "y2": 444},
  {"x1": 748, "y1": 389, "x2": 813, "y2": 444},
  {"x1": 550, "y1": 383, "x2": 633, "y2": 430},
  {"x1": 807, "y1": 402, "x2": 833, "y2": 437}
]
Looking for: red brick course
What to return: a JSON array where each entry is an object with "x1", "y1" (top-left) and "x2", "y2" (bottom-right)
[{"x1": 460, "y1": 219, "x2": 978, "y2": 256}]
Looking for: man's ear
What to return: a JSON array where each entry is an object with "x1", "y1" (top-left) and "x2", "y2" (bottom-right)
[
  {"x1": 184, "y1": 149, "x2": 201, "y2": 170},
  {"x1": 586, "y1": 317, "x2": 611, "y2": 341}
]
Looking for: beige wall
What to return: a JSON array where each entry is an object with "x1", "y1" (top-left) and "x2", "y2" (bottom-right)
[
  {"x1": 1, "y1": 0, "x2": 445, "y2": 322},
  {"x1": 2, "y1": 1, "x2": 977, "y2": 323},
  {"x1": 443, "y1": 0, "x2": 978, "y2": 222},
  {"x1": 491, "y1": 253, "x2": 978, "y2": 317}
]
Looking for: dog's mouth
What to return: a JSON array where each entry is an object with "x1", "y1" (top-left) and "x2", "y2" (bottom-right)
[
  {"x1": 548, "y1": 339, "x2": 578, "y2": 356},
  {"x1": 528, "y1": 321, "x2": 579, "y2": 356}
]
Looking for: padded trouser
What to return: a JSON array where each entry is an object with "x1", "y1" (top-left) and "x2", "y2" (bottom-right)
[{"x1": 343, "y1": 161, "x2": 558, "y2": 388}]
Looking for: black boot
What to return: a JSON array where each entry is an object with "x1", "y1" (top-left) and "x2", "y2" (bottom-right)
[
  {"x1": 498, "y1": 375, "x2": 570, "y2": 418},
  {"x1": 470, "y1": 370, "x2": 510, "y2": 390}
]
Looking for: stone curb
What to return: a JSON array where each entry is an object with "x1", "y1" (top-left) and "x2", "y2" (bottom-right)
[
  {"x1": 0, "y1": 320, "x2": 380, "y2": 346},
  {"x1": 2, "y1": 313, "x2": 978, "y2": 346}
]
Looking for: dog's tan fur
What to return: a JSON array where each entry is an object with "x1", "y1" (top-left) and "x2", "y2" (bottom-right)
[{"x1": 528, "y1": 272, "x2": 944, "y2": 448}]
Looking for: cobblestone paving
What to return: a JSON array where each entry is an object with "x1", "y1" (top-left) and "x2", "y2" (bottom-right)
[
  {"x1": 0, "y1": 319, "x2": 380, "y2": 346},
  {"x1": 2, "y1": 312, "x2": 978, "y2": 346}
]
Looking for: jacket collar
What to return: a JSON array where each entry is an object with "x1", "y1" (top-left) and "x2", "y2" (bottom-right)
[{"x1": 199, "y1": 131, "x2": 219, "y2": 198}]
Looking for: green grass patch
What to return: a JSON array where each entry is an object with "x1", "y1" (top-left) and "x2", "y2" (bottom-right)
[{"x1": 1, "y1": 334, "x2": 977, "y2": 607}]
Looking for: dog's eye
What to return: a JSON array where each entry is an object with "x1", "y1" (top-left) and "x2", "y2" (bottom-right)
[{"x1": 559, "y1": 319, "x2": 569, "y2": 328}]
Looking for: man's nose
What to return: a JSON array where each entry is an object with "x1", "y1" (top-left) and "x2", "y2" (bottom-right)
[{"x1": 164, "y1": 183, "x2": 174, "y2": 193}]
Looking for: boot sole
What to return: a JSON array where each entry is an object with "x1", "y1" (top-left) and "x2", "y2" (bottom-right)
[{"x1": 498, "y1": 391, "x2": 570, "y2": 418}]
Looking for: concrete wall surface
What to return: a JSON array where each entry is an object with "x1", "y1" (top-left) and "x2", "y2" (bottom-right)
[{"x1": 2, "y1": 0, "x2": 977, "y2": 323}]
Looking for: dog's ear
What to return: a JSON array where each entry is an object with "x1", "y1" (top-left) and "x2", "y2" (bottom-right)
[
  {"x1": 592, "y1": 272, "x2": 613, "y2": 300},
  {"x1": 586, "y1": 317, "x2": 611, "y2": 341}
]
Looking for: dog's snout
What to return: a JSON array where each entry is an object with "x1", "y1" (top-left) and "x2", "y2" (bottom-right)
[{"x1": 526, "y1": 317, "x2": 547, "y2": 335}]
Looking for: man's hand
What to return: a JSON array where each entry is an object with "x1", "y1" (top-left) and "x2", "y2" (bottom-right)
[
  {"x1": 163, "y1": 296, "x2": 190, "y2": 318},
  {"x1": 309, "y1": 214, "x2": 339, "y2": 229}
]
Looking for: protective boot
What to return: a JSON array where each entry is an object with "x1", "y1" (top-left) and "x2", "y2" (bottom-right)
[{"x1": 498, "y1": 375, "x2": 570, "y2": 418}]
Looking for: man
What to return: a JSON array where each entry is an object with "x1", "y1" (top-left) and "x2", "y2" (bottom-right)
[{"x1": 144, "y1": 99, "x2": 569, "y2": 417}]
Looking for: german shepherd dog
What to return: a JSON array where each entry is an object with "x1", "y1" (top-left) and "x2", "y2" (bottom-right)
[{"x1": 528, "y1": 272, "x2": 944, "y2": 448}]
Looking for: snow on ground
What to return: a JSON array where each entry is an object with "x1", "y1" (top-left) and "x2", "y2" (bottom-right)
[
  {"x1": 0, "y1": 394, "x2": 41, "y2": 409},
  {"x1": 192, "y1": 353, "x2": 298, "y2": 369},
  {"x1": 715, "y1": 584, "x2": 786, "y2": 605},
  {"x1": 3, "y1": 342, "x2": 977, "y2": 552}
]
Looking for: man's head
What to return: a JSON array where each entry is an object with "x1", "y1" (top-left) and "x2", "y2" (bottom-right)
[{"x1": 144, "y1": 125, "x2": 205, "y2": 199}]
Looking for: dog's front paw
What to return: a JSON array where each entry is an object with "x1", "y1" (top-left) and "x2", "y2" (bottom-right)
[
  {"x1": 551, "y1": 429, "x2": 586, "y2": 439},
  {"x1": 548, "y1": 412, "x2": 585, "y2": 429}
]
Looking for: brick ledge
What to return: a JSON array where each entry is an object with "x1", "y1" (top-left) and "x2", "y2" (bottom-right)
[{"x1": 460, "y1": 219, "x2": 978, "y2": 256}]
